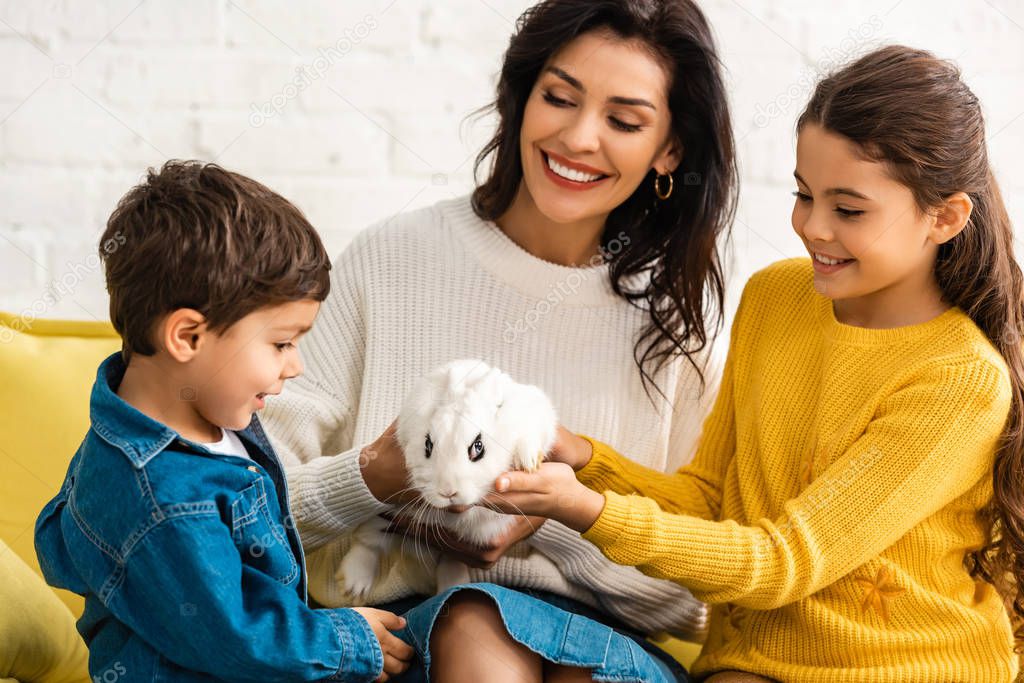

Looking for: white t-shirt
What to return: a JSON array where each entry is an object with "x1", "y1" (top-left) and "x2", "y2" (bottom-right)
[{"x1": 201, "y1": 428, "x2": 250, "y2": 460}]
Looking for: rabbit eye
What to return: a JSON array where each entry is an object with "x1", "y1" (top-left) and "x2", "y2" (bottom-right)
[
  {"x1": 468, "y1": 434, "x2": 485, "y2": 462},
  {"x1": 425, "y1": 434, "x2": 433, "y2": 458}
]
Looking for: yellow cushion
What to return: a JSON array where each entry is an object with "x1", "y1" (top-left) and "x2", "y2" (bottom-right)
[
  {"x1": 0, "y1": 312, "x2": 120, "y2": 618},
  {"x1": 649, "y1": 631, "x2": 703, "y2": 670},
  {"x1": 0, "y1": 536, "x2": 90, "y2": 683}
]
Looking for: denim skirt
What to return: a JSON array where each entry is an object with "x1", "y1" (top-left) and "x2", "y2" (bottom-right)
[{"x1": 381, "y1": 582, "x2": 690, "y2": 683}]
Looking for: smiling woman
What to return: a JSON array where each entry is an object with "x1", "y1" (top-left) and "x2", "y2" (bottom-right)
[
  {"x1": 260, "y1": 1, "x2": 737, "y2": 681},
  {"x1": 474, "y1": 1, "x2": 738, "y2": 396},
  {"x1": 498, "y1": 31, "x2": 684, "y2": 264}
]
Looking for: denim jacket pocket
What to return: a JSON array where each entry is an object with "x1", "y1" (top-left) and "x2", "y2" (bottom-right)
[{"x1": 230, "y1": 478, "x2": 299, "y2": 586}]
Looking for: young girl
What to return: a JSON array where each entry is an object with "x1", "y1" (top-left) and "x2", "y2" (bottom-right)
[{"x1": 485, "y1": 45, "x2": 1023, "y2": 681}]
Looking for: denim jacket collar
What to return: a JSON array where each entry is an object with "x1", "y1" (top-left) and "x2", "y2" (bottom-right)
[
  {"x1": 90, "y1": 353, "x2": 179, "y2": 469},
  {"x1": 91, "y1": 352, "x2": 272, "y2": 469}
]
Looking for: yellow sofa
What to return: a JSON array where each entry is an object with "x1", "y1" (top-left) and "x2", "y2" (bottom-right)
[
  {"x1": 0, "y1": 537, "x2": 90, "y2": 683},
  {"x1": 0, "y1": 312, "x2": 119, "y2": 682},
  {"x1": 0, "y1": 312, "x2": 701, "y2": 677}
]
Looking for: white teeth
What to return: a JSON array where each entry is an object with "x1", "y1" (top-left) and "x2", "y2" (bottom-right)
[
  {"x1": 814, "y1": 253, "x2": 849, "y2": 266},
  {"x1": 546, "y1": 154, "x2": 603, "y2": 182}
]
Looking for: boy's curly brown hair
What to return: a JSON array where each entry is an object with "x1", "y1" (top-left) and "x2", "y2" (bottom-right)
[{"x1": 100, "y1": 160, "x2": 331, "y2": 360}]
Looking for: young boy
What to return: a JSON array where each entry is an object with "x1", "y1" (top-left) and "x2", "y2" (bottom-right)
[{"x1": 34, "y1": 161, "x2": 413, "y2": 682}]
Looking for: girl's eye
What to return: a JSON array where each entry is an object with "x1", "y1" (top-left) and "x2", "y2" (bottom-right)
[
  {"x1": 792, "y1": 190, "x2": 812, "y2": 203},
  {"x1": 468, "y1": 435, "x2": 485, "y2": 462},
  {"x1": 274, "y1": 342, "x2": 294, "y2": 351},
  {"x1": 609, "y1": 117, "x2": 641, "y2": 133},
  {"x1": 835, "y1": 207, "x2": 865, "y2": 218},
  {"x1": 542, "y1": 91, "x2": 573, "y2": 108},
  {"x1": 425, "y1": 434, "x2": 433, "y2": 458}
]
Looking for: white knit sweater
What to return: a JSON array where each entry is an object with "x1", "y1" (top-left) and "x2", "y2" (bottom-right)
[{"x1": 261, "y1": 195, "x2": 722, "y2": 639}]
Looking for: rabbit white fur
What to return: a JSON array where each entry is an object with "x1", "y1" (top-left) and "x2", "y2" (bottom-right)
[{"x1": 337, "y1": 359, "x2": 558, "y2": 603}]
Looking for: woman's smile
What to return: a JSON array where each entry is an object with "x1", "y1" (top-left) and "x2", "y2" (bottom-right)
[{"x1": 540, "y1": 149, "x2": 613, "y2": 191}]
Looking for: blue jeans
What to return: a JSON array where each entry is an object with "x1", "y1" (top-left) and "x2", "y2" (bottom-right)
[{"x1": 380, "y1": 583, "x2": 690, "y2": 682}]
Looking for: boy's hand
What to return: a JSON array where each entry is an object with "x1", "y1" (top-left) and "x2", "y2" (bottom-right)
[{"x1": 350, "y1": 607, "x2": 415, "y2": 682}]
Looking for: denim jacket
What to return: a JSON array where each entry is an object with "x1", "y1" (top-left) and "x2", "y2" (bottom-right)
[{"x1": 35, "y1": 353, "x2": 384, "y2": 682}]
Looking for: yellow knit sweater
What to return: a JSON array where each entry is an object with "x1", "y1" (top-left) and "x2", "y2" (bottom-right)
[{"x1": 577, "y1": 258, "x2": 1018, "y2": 682}]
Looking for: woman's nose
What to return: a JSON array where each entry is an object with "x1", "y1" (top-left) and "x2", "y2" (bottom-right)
[{"x1": 559, "y1": 112, "x2": 601, "y2": 155}]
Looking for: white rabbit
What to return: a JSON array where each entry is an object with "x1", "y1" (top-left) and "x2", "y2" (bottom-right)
[{"x1": 337, "y1": 359, "x2": 558, "y2": 603}]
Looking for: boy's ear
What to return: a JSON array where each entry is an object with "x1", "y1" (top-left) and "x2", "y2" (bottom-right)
[
  {"x1": 931, "y1": 191, "x2": 974, "y2": 245},
  {"x1": 160, "y1": 308, "x2": 209, "y2": 363}
]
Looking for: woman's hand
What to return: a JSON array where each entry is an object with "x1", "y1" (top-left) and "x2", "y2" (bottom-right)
[
  {"x1": 361, "y1": 419, "x2": 419, "y2": 505},
  {"x1": 382, "y1": 512, "x2": 547, "y2": 569},
  {"x1": 546, "y1": 425, "x2": 595, "y2": 471},
  {"x1": 482, "y1": 462, "x2": 606, "y2": 534}
]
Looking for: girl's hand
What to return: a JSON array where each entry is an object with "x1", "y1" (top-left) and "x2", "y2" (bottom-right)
[
  {"x1": 546, "y1": 425, "x2": 595, "y2": 471},
  {"x1": 481, "y1": 462, "x2": 606, "y2": 533}
]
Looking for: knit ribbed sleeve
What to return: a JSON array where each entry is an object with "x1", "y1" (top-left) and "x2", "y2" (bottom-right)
[
  {"x1": 576, "y1": 285, "x2": 746, "y2": 523},
  {"x1": 581, "y1": 359, "x2": 1009, "y2": 607}
]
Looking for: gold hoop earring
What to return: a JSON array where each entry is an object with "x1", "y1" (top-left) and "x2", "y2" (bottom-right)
[{"x1": 654, "y1": 172, "x2": 673, "y2": 200}]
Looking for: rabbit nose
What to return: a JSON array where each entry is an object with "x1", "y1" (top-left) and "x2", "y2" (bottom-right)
[{"x1": 439, "y1": 490, "x2": 457, "y2": 499}]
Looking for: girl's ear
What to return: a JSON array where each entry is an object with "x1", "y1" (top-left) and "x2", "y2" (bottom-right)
[{"x1": 931, "y1": 191, "x2": 974, "y2": 245}]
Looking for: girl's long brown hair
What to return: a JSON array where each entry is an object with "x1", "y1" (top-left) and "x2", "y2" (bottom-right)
[{"x1": 799, "y1": 45, "x2": 1024, "y2": 644}]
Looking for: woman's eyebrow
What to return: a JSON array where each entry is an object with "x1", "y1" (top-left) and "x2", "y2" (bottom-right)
[{"x1": 544, "y1": 66, "x2": 657, "y2": 111}]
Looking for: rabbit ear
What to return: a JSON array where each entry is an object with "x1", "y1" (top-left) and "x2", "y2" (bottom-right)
[
  {"x1": 496, "y1": 383, "x2": 557, "y2": 472},
  {"x1": 396, "y1": 375, "x2": 442, "y2": 452},
  {"x1": 480, "y1": 367, "x2": 509, "y2": 407}
]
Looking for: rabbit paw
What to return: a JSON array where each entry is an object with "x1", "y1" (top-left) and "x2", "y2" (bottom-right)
[
  {"x1": 339, "y1": 545, "x2": 379, "y2": 603},
  {"x1": 515, "y1": 429, "x2": 553, "y2": 471},
  {"x1": 436, "y1": 555, "x2": 472, "y2": 593},
  {"x1": 501, "y1": 384, "x2": 558, "y2": 470}
]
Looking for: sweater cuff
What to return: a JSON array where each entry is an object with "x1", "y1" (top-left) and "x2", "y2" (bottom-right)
[
  {"x1": 325, "y1": 608, "x2": 384, "y2": 682},
  {"x1": 575, "y1": 435, "x2": 626, "y2": 492},
  {"x1": 286, "y1": 446, "x2": 392, "y2": 549},
  {"x1": 580, "y1": 490, "x2": 636, "y2": 551}
]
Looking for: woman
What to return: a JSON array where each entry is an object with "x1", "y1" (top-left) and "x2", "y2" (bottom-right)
[{"x1": 262, "y1": 1, "x2": 737, "y2": 680}]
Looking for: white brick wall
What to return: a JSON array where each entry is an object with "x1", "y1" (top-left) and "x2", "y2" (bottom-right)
[{"x1": 1, "y1": 0, "x2": 1021, "y2": 325}]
